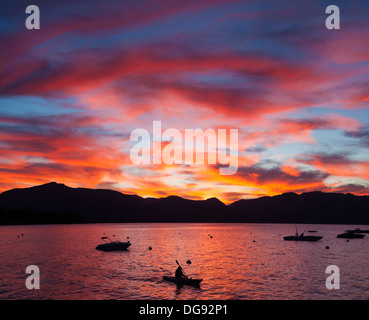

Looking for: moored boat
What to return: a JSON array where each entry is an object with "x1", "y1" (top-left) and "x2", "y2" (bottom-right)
[
  {"x1": 283, "y1": 226, "x2": 323, "y2": 241},
  {"x1": 283, "y1": 235, "x2": 323, "y2": 241},
  {"x1": 345, "y1": 228, "x2": 369, "y2": 234},
  {"x1": 337, "y1": 232, "x2": 365, "y2": 239},
  {"x1": 96, "y1": 236, "x2": 131, "y2": 251}
]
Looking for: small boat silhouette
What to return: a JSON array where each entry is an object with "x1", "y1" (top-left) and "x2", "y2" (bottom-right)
[
  {"x1": 96, "y1": 235, "x2": 131, "y2": 251},
  {"x1": 337, "y1": 232, "x2": 365, "y2": 239},
  {"x1": 283, "y1": 226, "x2": 322, "y2": 242},
  {"x1": 344, "y1": 228, "x2": 369, "y2": 234}
]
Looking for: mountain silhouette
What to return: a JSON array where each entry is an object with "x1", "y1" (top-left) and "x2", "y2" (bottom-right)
[
  {"x1": 0, "y1": 182, "x2": 368, "y2": 225},
  {"x1": 145, "y1": 195, "x2": 228, "y2": 222},
  {"x1": 0, "y1": 182, "x2": 156, "y2": 224},
  {"x1": 229, "y1": 191, "x2": 369, "y2": 224}
]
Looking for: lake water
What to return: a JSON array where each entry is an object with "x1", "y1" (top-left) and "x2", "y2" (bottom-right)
[{"x1": 0, "y1": 223, "x2": 368, "y2": 300}]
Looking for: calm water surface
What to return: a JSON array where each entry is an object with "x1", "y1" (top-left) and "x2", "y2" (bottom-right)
[{"x1": 0, "y1": 223, "x2": 368, "y2": 300}]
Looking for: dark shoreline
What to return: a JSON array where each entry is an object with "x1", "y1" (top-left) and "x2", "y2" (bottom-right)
[{"x1": 1, "y1": 220, "x2": 369, "y2": 227}]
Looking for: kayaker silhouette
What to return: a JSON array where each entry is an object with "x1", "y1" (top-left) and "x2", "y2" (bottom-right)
[
  {"x1": 162, "y1": 260, "x2": 203, "y2": 286},
  {"x1": 175, "y1": 260, "x2": 188, "y2": 279}
]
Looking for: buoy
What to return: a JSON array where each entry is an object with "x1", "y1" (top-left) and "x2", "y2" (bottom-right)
[{"x1": 186, "y1": 260, "x2": 191, "y2": 264}]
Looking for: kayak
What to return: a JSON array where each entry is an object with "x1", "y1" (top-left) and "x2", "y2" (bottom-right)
[{"x1": 163, "y1": 276, "x2": 202, "y2": 286}]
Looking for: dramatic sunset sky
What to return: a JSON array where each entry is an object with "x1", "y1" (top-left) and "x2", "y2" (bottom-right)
[{"x1": 1, "y1": 0, "x2": 368, "y2": 203}]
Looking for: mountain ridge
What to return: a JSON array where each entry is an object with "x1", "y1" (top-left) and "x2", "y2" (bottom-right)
[{"x1": 0, "y1": 182, "x2": 368, "y2": 225}]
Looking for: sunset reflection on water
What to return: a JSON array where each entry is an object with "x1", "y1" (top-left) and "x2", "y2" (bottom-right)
[{"x1": 1, "y1": 223, "x2": 369, "y2": 300}]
